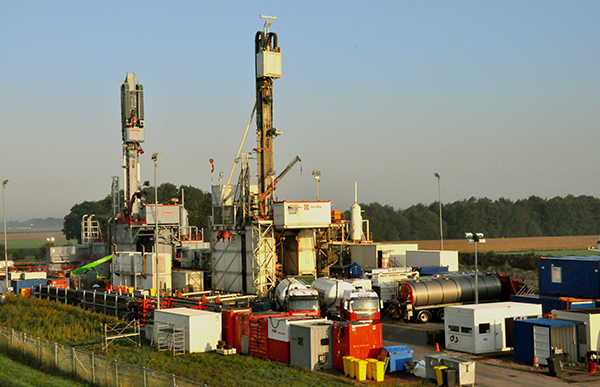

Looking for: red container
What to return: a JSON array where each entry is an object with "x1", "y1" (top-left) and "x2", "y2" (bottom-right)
[
  {"x1": 268, "y1": 339, "x2": 290, "y2": 363},
  {"x1": 233, "y1": 311, "x2": 252, "y2": 352},
  {"x1": 247, "y1": 312, "x2": 287, "y2": 359},
  {"x1": 222, "y1": 307, "x2": 252, "y2": 347},
  {"x1": 48, "y1": 278, "x2": 69, "y2": 289},
  {"x1": 333, "y1": 321, "x2": 382, "y2": 370}
]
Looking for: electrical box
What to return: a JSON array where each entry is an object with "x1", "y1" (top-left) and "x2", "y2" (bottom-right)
[{"x1": 256, "y1": 49, "x2": 281, "y2": 78}]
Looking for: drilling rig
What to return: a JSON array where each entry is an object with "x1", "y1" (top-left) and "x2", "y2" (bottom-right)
[{"x1": 210, "y1": 16, "x2": 334, "y2": 298}]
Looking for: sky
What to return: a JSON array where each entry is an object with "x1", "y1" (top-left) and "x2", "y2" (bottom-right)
[{"x1": 1, "y1": 1, "x2": 600, "y2": 222}]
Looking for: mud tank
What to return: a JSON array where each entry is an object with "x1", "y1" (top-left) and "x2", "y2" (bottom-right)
[{"x1": 398, "y1": 273, "x2": 502, "y2": 323}]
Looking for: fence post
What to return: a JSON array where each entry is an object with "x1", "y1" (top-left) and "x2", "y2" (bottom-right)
[
  {"x1": 173, "y1": 373, "x2": 176, "y2": 386},
  {"x1": 10, "y1": 329, "x2": 13, "y2": 348},
  {"x1": 114, "y1": 360, "x2": 118, "y2": 387},
  {"x1": 22, "y1": 332, "x2": 26, "y2": 355},
  {"x1": 54, "y1": 342, "x2": 58, "y2": 367},
  {"x1": 92, "y1": 353, "x2": 96, "y2": 384},
  {"x1": 37, "y1": 338, "x2": 41, "y2": 362},
  {"x1": 143, "y1": 366, "x2": 147, "y2": 387},
  {"x1": 72, "y1": 347, "x2": 76, "y2": 375}
]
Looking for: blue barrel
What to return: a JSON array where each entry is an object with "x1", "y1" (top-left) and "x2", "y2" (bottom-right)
[{"x1": 348, "y1": 263, "x2": 361, "y2": 278}]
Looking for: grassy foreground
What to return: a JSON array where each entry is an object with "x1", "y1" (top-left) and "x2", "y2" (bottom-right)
[
  {"x1": 0, "y1": 296, "x2": 429, "y2": 387},
  {"x1": 0, "y1": 352, "x2": 92, "y2": 387}
]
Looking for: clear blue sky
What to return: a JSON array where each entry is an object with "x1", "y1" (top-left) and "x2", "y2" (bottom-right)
[{"x1": 1, "y1": 1, "x2": 599, "y2": 221}]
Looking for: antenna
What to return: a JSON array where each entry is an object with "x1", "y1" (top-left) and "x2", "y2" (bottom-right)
[{"x1": 260, "y1": 14, "x2": 277, "y2": 35}]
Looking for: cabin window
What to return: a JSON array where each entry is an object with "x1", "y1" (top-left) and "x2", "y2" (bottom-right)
[
  {"x1": 448, "y1": 325, "x2": 460, "y2": 332},
  {"x1": 479, "y1": 323, "x2": 490, "y2": 334},
  {"x1": 461, "y1": 327, "x2": 472, "y2": 335},
  {"x1": 551, "y1": 266, "x2": 562, "y2": 283}
]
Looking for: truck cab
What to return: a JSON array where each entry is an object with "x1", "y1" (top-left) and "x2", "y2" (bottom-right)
[{"x1": 340, "y1": 289, "x2": 381, "y2": 322}]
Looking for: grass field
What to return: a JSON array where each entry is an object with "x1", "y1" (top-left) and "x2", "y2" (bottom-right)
[
  {"x1": 0, "y1": 352, "x2": 92, "y2": 387},
  {"x1": 3, "y1": 231, "x2": 69, "y2": 260}
]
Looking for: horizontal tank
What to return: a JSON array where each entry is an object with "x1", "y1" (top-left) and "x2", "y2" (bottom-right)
[
  {"x1": 399, "y1": 273, "x2": 501, "y2": 307},
  {"x1": 312, "y1": 277, "x2": 355, "y2": 314}
]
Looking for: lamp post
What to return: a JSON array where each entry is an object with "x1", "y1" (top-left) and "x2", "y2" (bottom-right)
[
  {"x1": 152, "y1": 153, "x2": 161, "y2": 309},
  {"x1": 312, "y1": 170, "x2": 321, "y2": 201},
  {"x1": 46, "y1": 237, "x2": 55, "y2": 248},
  {"x1": 465, "y1": 232, "x2": 486, "y2": 304},
  {"x1": 434, "y1": 173, "x2": 443, "y2": 250},
  {"x1": 2, "y1": 180, "x2": 8, "y2": 293}
]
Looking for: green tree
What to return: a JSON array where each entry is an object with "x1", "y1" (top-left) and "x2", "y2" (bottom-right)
[
  {"x1": 62, "y1": 195, "x2": 112, "y2": 242},
  {"x1": 11, "y1": 249, "x2": 26, "y2": 261}
]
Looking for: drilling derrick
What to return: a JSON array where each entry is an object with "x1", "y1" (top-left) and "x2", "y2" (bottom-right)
[
  {"x1": 120, "y1": 73, "x2": 145, "y2": 222},
  {"x1": 255, "y1": 15, "x2": 282, "y2": 218}
]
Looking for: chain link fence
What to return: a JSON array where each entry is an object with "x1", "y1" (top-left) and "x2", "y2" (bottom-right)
[{"x1": 0, "y1": 326, "x2": 208, "y2": 387}]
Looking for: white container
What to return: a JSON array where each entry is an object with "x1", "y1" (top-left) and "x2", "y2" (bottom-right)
[
  {"x1": 273, "y1": 201, "x2": 331, "y2": 229},
  {"x1": 552, "y1": 308, "x2": 600, "y2": 355},
  {"x1": 444, "y1": 302, "x2": 542, "y2": 354},
  {"x1": 21, "y1": 272, "x2": 47, "y2": 280},
  {"x1": 143, "y1": 204, "x2": 181, "y2": 225},
  {"x1": 406, "y1": 250, "x2": 459, "y2": 272},
  {"x1": 267, "y1": 316, "x2": 327, "y2": 342},
  {"x1": 153, "y1": 308, "x2": 221, "y2": 353}
]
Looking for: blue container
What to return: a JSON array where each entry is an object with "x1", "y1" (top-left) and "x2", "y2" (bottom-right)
[
  {"x1": 383, "y1": 345, "x2": 414, "y2": 372},
  {"x1": 539, "y1": 256, "x2": 600, "y2": 299},
  {"x1": 11, "y1": 279, "x2": 48, "y2": 294},
  {"x1": 513, "y1": 318, "x2": 579, "y2": 365},
  {"x1": 417, "y1": 266, "x2": 449, "y2": 276},
  {"x1": 510, "y1": 294, "x2": 596, "y2": 314},
  {"x1": 347, "y1": 263, "x2": 361, "y2": 278}
]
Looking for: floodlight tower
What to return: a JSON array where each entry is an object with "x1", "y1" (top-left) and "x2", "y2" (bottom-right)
[
  {"x1": 120, "y1": 73, "x2": 145, "y2": 222},
  {"x1": 255, "y1": 15, "x2": 282, "y2": 217}
]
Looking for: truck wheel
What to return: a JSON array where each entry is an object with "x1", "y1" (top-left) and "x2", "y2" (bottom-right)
[
  {"x1": 416, "y1": 310, "x2": 431, "y2": 323},
  {"x1": 436, "y1": 309, "x2": 445, "y2": 321}
]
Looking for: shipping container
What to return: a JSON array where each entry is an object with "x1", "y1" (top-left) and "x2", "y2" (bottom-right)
[
  {"x1": 273, "y1": 201, "x2": 332, "y2": 229},
  {"x1": 333, "y1": 321, "x2": 382, "y2": 370},
  {"x1": 267, "y1": 316, "x2": 327, "y2": 364},
  {"x1": 290, "y1": 321, "x2": 334, "y2": 370},
  {"x1": 349, "y1": 243, "x2": 418, "y2": 269},
  {"x1": 513, "y1": 318, "x2": 579, "y2": 366},
  {"x1": 222, "y1": 307, "x2": 252, "y2": 347},
  {"x1": 417, "y1": 266, "x2": 449, "y2": 276},
  {"x1": 232, "y1": 309, "x2": 252, "y2": 352},
  {"x1": 11, "y1": 279, "x2": 48, "y2": 294},
  {"x1": 48, "y1": 278, "x2": 69, "y2": 289},
  {"x1": 539, "y1": 256, "x2": 600, "y2": 299},
  {"x1": 153, "y1": 308, "x2": 221, "y2": 353},
  {"x1": 551, "y1": 308, "x2": 600, "y2": 356},
  {"x1": 444, "y1": 302, "x2": 542, "y2": 354},
  {"x1": 510, "y1": 294, "x2": 596, "y2": 314},
  {"x1": 246, "y1": 312, "x2": 287, "y2": 359},
  {"x1": 406, "y1": 250, "x2": 459, "y2": 272}
]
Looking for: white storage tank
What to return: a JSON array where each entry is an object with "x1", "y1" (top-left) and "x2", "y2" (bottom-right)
[
  {"x1": 153, "y1": 308, "x2": 221, "y2": 353},
  {"x1": 444, "y1": 302, "x2": 542, "y2": 354}
]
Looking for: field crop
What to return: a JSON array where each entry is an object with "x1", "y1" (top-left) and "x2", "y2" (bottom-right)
[
  {"x1": 0, "y1": 352, "x2": 92, "y2": 387},
  {"x1": 404, "y1": 235, "x2": 598, "y2": 254}
]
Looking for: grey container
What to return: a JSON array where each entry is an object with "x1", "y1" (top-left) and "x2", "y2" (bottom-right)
[
  {"x1": 289, "y1": 321, "x2": 333, "y2": 370},
  {"x1": 442, "y1": 356, "x2": 476, "y2": 386},
  {"x1": 424, "y1": 353, "x2": 454, "y2": 380}
]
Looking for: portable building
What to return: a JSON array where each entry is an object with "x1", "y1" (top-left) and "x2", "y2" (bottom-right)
[
  {"x1": 290, "y1": 321, "x2": 334, "y2": 370},
  {"x1": 153, "y1": 308, "x2": 221, "y2": 353},
  {"x1": 551, "y1": 308, "x2": 600, "y2": 356},
  {"x1": 539, "y1": 256, "x2": 600, "y2": 299},
  {"x1": 349, "y1": 243, "x2": 418, "y2": 269},
  {"x1": 513, "y1": 318, "x2": 579, "y2": 366},
  {"x1": 406, "y1": 250, "x2": 459, "y2": 272},
  {"x1": 444, "y1": 302, "x2": 542, "y2": 354}
]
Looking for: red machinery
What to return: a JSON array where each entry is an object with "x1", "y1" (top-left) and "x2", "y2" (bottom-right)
[{"x1": 333, "y1": 321, "x2": 383, "y2": 370}]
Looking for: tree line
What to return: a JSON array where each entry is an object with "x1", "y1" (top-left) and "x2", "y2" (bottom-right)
[
  {"x1": 359, "y1": 195, "x2": 600, "y2": 242},
  {"x1": 63, "y1": 189, "x2": 600, "y2": 243},
  {"x1": 63, "y1": 183, "x2": 211, "y2": 242}
]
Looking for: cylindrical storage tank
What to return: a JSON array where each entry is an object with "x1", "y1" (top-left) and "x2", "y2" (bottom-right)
[
  {"x1": 398, "y1": 274, "x2": 501, "y2": 307},
  {"x1": 348, "y1": 263, "x2": 361, "y2": 279},
  {"x1": 275, "y1": 278, "x2": 306, "y2": 310},
  {"x1": 312, "y1": 278, "x2": 355, "y2": 313},
  {"x1": 351, "y1": 203, "x2": 362, "y2": 241}
]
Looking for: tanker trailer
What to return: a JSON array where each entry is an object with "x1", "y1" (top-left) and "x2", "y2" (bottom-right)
[{"x1": 398, "y1": 273, "x2": 502, "y2": 323}]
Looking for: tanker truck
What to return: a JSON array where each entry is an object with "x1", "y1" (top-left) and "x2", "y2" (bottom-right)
[
  {"x1": 312, "y1": 277, "x2": 381, "y2": 322},
  {"x1": 273, "y1": 278, "x2": 321, "y2": 316},
  {"x1": 398, "y1": 273, "x2": 502, "y2": 323}
]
